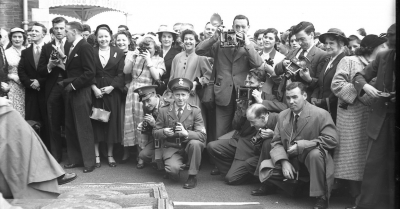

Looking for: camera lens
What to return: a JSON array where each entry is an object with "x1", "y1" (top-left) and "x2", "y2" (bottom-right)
[{"x1": 227, "y1": 36, "x2": 233, "y2": 41}]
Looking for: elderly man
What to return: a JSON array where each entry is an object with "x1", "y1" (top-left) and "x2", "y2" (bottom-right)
[
  {"x1": 258, "y1": 82, "x2": 338, "y2": 209},
  {"x1": 153, "y1": 78, "x2": 206, "y2": 189}
]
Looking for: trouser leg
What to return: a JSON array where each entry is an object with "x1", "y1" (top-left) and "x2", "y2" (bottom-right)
[
  {"x1": 47, "y1": 84, "x2": 64, "y2": 161},
  {"x1": 206, "y1": 137, "x2": 235, "y2": 175},
  {"x1": 215, "y1": 89, "x2": 236, "y2": 139},
  {"x1": 225, "y1": 156, "x2": 258, "y2": 185},
  {"x1": 304, "y1": 148, "x2": 327, "y2": 197},
  {"x1": 71, "y1": 87, "x2": 95, "y2": 168},
  {"x1": 255, "y1": 138, "x2": 272, "y2": 176},
  {"x1": 186, "y1": 140, "x2": 205, "y2": 175},
  {"x1": 164, "y1": 152, "x2": 183, "y2": 181},
  {"x1": 65, "y1": 91, "x2": 82, "y2": 165},
  {"x1": 356, "y1": 114, "x2": 395, "y2": 208},
  {"x1": 139, "y1": 140, "x2": 154, "y2": 163}
]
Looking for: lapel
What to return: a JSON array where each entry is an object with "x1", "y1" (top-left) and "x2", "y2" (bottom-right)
[
  {"x1": 282, "y1": 110, "x2": 292, "y2": 137},
  {"x1": 105, "y1": 46, "x2": 118, "y2": 69},
  {"x1": 93, "y1": 46, "x2": 100, "y2": 69},
  {"x1": 66, "y1": 39, "x2": 84, "y2": 69},
  {"x1": 27, "y1": 45, "x2": 36, "y2": 69},
  {"x1": 179, "y1": 104, "x2": 192, "y2": 123},
  {"x1": 167, "y1": 102, "x2": 178, "y2": 122},
  {"x1": 306, "y1": 45, "x2": 317, "y2": 63},
  {"x1": 233, "y1": 47, "x2": 244, "y2": 62},
  {"x1": 222, "y1": 47, "x2": 234, "y2": 63},
  {"x1": 163, "y1": 48, "x2": 177, "y2": 63},
  {"x1": 292, "y1": 102, "x2": 311, "y2": 140}
]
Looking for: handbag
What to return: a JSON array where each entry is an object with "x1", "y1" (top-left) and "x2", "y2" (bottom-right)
[
  {"x1": 90, "y1": 98, "x2": 111, "y2": 122},
  {"x1": 201, "y1": 46, "x2": 218, "y2": 109}
]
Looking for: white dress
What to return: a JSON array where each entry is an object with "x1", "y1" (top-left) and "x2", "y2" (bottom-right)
[{"x1": 5, "y1": 46, "x2": 25, "y2": 117}]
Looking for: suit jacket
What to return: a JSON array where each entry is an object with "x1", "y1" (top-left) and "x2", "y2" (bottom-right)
[
  {"x1": 353, "y1": 49, "x2": 396, "y2": 140},
  {"x1": 93, "y1": 46, "x2": 125, "y2": 91},
  {"x1": 63, "y1": 39, "x2": 95, "y2": 89},
  {"x1": 195, "y1": 36, "x2": 263, "y2": 106},
  {"x1": 37, "y1": 40, "x2": 71, "y2": 100},
  {"x1": 153, "y1": 101, "x2": 206, "y2": 158},
  {"x1": 274, "y1": 45, "x2": 327, "y2": 100},
  {"x1": 311, "y1": 52, "x2": 346, "y2": 121},
  {"x1": 17, "y1": 44, "x2": 46, "y2": 89},
  {"x1": 160, "y1": 47, "x2": 181, "y2": 81}
]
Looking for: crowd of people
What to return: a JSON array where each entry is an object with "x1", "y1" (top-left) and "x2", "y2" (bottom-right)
[{"x1": 0, "y1": 14, "x2": 396, "y2": 209}]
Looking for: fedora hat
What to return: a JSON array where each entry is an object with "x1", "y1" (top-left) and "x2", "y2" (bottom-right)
[
  {"x1": 156, "y1": 25, "x2": 178, "y2": 35},
  {"x1": 319, "y1": 28, "x2": 349, "y2": 45}
]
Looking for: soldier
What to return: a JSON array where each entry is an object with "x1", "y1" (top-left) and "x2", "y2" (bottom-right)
[
  {"x1": 135, "y1": 85, "x2": 166, "y2": 169},
  {"x1": 153, "y1": 77, "x2": 206, "y2": 189}
]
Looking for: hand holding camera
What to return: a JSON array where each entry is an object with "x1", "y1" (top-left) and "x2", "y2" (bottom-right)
[
  {"x1": 51, "y1": 45, "x2": 66, "y2": 60},
  {"x1": 251, "y1": 89, "x2": 263, "y2": 104},
  {"x1": 174, "y1": 122, "x2": 188, "y2": 137},
  {"x1": 299, "y1": 67, "x2": 312, "y2": 83},
  {"x1": 143, "y1": 114, "x2": 156, "y2": 127},
  {"x1": 163, "y1": 127, "x2": 175, "y2": 137},
  {"x1": 137, "y1": 122, "x2": 143, "y2": 131}
]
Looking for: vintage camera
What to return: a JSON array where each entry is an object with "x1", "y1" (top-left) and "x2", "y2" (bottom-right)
[
  {"x1": 138, "y1": 46, "x2": 148, "y2": 54},
  {"x1": 251, "y1": 128, "x2": 265, "y2": 146},
  {"x1": 50, "y1": 49, "x2": 59, "y2": 60},
  {"x1": 172, "y1": 122, "x2": 182, "y2": 132},
  {"x1": 237, "y1": 86, "x2": 258, "y2": 103},
  {"x1": 284, "y1": 57, "x2": 309, "y2": 79},
  {"x1": 220, "y1": 29, "x2": 245, "y2": 48},
  {"x1": 141, "y1": 120, "x2": 153, "y2": 134}
]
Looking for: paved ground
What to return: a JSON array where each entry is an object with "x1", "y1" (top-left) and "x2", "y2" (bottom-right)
[{"x1": 61, "y1": 151, "x2": 350, "y2": 209}]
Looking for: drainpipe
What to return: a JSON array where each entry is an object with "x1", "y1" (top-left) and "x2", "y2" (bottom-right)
[{"x1": 22, "y1": 0, "x2": 28, "y2": 30}]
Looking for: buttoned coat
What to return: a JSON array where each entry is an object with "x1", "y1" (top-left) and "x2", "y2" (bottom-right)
[
  {"x1": 353, "y1": 49, "x2": 396, "y2": 140},
  {"x1": 153, "y1": 101, "x2": 206, "y2": 159},
  {"x1": 195, "y1": 36, "x2": 263, "y2": 106}
]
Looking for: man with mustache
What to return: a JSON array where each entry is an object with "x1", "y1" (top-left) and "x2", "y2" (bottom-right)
[
  {"x1": 153, "y1": 77, "x2": 206, "y2": 189},
  {"x1": 38, "y1": 16, "x2": 71, "y2": 162}
]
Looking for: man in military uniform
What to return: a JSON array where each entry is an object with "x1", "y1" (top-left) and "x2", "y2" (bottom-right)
[
  {"x1": 153, "y1": 78, "x2": 206, "y2": 189},
  {"x1": 135, "y1": 85, "x2": 166, "y2": 169}
]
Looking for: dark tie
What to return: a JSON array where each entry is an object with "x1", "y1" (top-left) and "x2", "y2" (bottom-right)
[
  {"x1": 34, "y1": 45, "x2": 41, "y2": 68},
  {"x1": 177, "y1": 108, "x2": 183, "y2": 119},
  {"x1": 68, "y1": 44, "x2": 74, "y2": 58},
  {"x1": 293, "y1": 114, "x2": 299, "y2": 133},
  {"x1": 298, "y1": 49, "x2": 307, "y2": 60}
]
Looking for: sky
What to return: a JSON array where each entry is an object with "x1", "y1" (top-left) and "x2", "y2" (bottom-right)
[{"x1": 50, "y1": 0, "x2": 396, "y2": 37}]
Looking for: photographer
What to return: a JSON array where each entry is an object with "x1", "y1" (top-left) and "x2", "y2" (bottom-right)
[
  {"x1": 195, "y1": 14, "x2": 263, "y2": 141},
  {"x1": 207, "y1": 101, "x2": 278, "y2": 185},
  {"x1": 274, "y1": 21, "x2": 327, "y2": 102},
  {"x1": 153, "y1": 78, "x2": 206, "y2": 189},
  {"x1": 135, "y1": 85, "x2": 167, "y2": 169}
]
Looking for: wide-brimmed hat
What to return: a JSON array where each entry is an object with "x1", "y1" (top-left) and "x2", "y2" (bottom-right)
[
  {"x1": 319, "y1": 28, "x2": 349, "y2": 45},
  {"x1": 360, "y1": 34, "x2": 386, "y2": 49},
  {"x1": 156, "y1": 25, "x2": 178, "y2": 35}
]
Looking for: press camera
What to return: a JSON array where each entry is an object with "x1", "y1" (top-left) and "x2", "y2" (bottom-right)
[
  {"x1": 50, "y1": 49, "x2": 59, "y2": 60},
  {"x1": 220, "y1": 29, "x2": 245, "y2": 48},
  {"x1": 250, "y1": 128, "x2": 266, "y2": 146},
  {"x1": 141, "y1": 120, "x2": 153, "y2": 134},
  {"x1": 237, "y1": 86, "x2": 258, "y2": 103},
  {"x1": 284, "y1": 57, "x2": 309, "y2": 79}
]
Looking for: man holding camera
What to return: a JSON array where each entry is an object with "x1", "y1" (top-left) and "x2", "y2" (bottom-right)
[
  {"x1": 258, "y1": 82, "x2": 337, "y2": 209},
  {"x1": 134, "y1": 85, "x2": 166, "y2": 169},
  {"x1": 37, "y1": 16, "x2": 71, "y2": 162},
  {"x1": 153, "y1": 78, "x2": 206, "y2": 189},
  {"x1": 275, "y1": 21, "x2": 327, "y2": 101},
  {"x1": 195, "y1": 14, "x2": 263, "y2": 141}
]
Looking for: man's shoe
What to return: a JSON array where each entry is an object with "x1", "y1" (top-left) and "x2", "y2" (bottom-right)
[
  {"x1": 83, "y1": 166, "x2": 95, "y2": 173},
  {"x1": 64, "y1": 163, "x2": 83, "y2": 169},
  {"x1": 251, "y1": 184, "x2": 276, "y2": 196},
  {"x1": 57, "y1": 173, "x2": 77, "y2": 185},
  {"x1": 183, "y1": 176, "x2": 197, "y2": 189},
  {"x1": 313, "y1": 197, "x2": 328, "y2": 209},
  {"x1": 210, "y1": 167, "x2": 220, "y2": 175}
]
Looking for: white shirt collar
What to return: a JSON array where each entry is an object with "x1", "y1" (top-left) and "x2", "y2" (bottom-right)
[
  {"x1": 55, "y1": 37, "x2": 66, "y2": 46},
  {"x1": 175, "y1": 103, "x2": 186, "y2": 112},
  {"x1": 71, "y1": 36, "x2": 83, "y2": 47},
  {"x1": 33, "y1": 41, "x2": 45, "y2": 48},
  {"x1": 293, "y1": 111, "x2": 302, "y2": 118}
]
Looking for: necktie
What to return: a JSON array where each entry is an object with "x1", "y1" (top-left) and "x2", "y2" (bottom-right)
[
  {"x1": 177, "y1": 108, "x2": 183, "y2": 119},
  {"x1": 298, "y1": 49, "x2": 307, "y2": 60},
  {"x1": 34, "y1": 45, "x2": 41, "y2": 68},
  {"x1": 68, "y1": 44, "x2": 74, "y2": 58},
  {"x1": 59, "y1": 40, "x2": 64, "y2": 54},
  {"x1": 293, "y1": 114, "x2": 299, "y2": 134}
]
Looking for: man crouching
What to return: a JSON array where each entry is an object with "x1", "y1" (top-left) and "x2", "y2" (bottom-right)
[
  {"x1": 258, "y1": 82, "x2": 338, "y2": 209},
  {"x1": 153, "y1": 78, "x2": 206, "y2": 189}
]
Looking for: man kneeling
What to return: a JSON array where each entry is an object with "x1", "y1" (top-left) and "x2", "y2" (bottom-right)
[
  {"x1": 153, "y1": 78, "x2": 206, "y2": 189},
  {"x1": 258, "y1": 82, "x2": 338, "y2": 209}
]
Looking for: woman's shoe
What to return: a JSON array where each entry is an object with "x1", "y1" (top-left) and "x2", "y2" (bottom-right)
[
  {"x1": 95, "y1": 156, "x2": 101, "y2": 168},
  {"x1": 108, "y1": 156, "x2": 117, "y2": 167}
]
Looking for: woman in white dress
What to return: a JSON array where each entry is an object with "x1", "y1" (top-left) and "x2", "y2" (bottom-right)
[{"x1": 5, "y1": 28, "x2": 26, "y2": 117}]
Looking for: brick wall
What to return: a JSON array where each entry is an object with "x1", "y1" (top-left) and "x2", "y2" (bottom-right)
[{"x1": 0, "y1": 0, "x2": 39, "y2": 30}]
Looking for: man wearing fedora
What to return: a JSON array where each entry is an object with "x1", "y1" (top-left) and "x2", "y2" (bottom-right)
[
  {"x1": 135, "y1": 85, "x2": 167, "y2": 169},
  {"x1": 153, "y1": 77, "x2": 206, "y2": 189}
]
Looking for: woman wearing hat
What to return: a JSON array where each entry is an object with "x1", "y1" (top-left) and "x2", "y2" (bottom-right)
[
  {"x1": 309, "y1": 28, "x2": 348, "y2": 123},
  {"x1": 331, "y1": 34, "x2": 387, "y2": 206},
  {"x1": 156, "y1": 25, "x2": 181, "y2": 95},
  {"x1": 4, "y1": 27, "x2": 26, "y2": 117},
  {"x1": 123, "y1": 34, "x2": 165, "y2": 167},
  {"x1": 91, "y1": 24, "x2": 125, "y2": 168}
]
